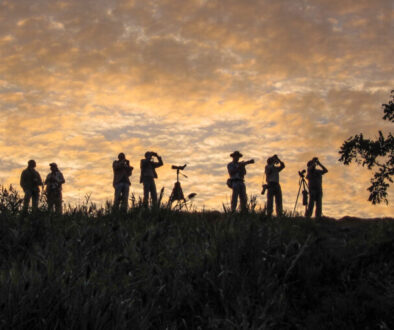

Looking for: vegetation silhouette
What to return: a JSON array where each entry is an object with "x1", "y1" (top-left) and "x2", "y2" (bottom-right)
[
  {"x1": 0, "y1": 185, "x2": 393, "y2": 329},
  {"x1": 339, "y1": 91, "x2": 394, "y2": 204}
]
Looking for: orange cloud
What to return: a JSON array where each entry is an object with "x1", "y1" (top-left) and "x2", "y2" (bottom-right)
[{"x1": 0, "y1": 0, "x2": 393, "y2": 217}]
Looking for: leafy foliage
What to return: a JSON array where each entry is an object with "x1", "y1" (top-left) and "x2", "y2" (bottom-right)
[
  {"x1": 0, "y1": 187, "x2": 394, "y2": 329},
  {"x1": 339, "y1": 91, "x2": 394, "y2": 204}
]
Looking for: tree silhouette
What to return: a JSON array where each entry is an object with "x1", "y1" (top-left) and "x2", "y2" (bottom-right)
[{"x1": 339, "y1": 91, "x2": 394, "y2": 204}]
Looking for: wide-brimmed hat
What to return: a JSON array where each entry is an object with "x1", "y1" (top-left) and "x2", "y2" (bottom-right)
[{"x1": 230, "y1": 151, "x2": 243, "y2": 158}]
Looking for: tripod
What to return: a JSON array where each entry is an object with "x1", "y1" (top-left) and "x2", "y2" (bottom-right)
[
  {"x1": 169, "y1": 165, "x2": 187, "y2": 206},
  {"x1": 293, "y1": 171, "x2": 309, "y2": 216}
]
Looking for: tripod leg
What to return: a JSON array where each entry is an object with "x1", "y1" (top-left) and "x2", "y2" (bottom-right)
[
  {"x1": 302, "y1": 179, "x2": 309, "y2": 216},
  {"x1": 293, "y1": 180, "x2": 303, "y2": 215},
  {"x1": 168, "y1": 183, "x2": 176, "y2": 206}
]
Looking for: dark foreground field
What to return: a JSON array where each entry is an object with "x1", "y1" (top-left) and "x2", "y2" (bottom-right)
[{"x1": 0, "y1": 197, "x2": 393, "y2": 329}]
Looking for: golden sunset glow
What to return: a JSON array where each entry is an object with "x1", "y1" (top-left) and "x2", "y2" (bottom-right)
[{"x1": 0, "y1": 0, "x2": 393, "y2": 217}]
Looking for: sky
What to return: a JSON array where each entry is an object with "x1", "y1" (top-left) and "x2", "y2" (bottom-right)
[{"x1": 0, "y1": 0, "x2": 393, "y2": 218}]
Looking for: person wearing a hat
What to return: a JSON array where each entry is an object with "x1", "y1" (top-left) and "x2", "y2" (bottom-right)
[
  {"x1": 140, "y1": 151, "x2": 163, "y2": 206},
  {"x1": 264, "y1": 155, "x2": 285, "y2": 217},
  {"x1": 44, "y1": 163, "x2": 65, "y2": 214},
  {"x1": 113, "y1": 153, "x2": 133, "y2": 211},
  {"x1": 20, "y1": 159, "x2": 43, "y2": 214},
  {"x1": 227, "y1": 151, "x2": 254, "y2": 212}
]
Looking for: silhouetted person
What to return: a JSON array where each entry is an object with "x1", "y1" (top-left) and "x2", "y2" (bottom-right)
[
  {"x1": 113, "y1": 153, "x2": 133, "y2": 211},
  {"x1": 264, "y1": 155, "x2": 285, "y2": 216},
  {"x1": 305, "y1": 157, "x2": 328, "y2": 218},
  {"x1": 44, "y1": 163, "x2": 65, "y2": 214},
  {"x1": 227, "y1": 151, "x2": 254, "y2": 212},
  {"x1": 20, "y1": 160, "x2": 43, "y2": 213},
  {"x1": 140, "y1": 151, "x2": 163, "y2": 206}
]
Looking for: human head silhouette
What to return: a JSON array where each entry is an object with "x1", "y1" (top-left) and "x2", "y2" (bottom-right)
[
  {"x1": 230, "y1": 151, "x2": 242, "y2": 162},
  {"x1": 49, "y1": 163, "x2": 58, "y2": 172},
  {"x1": 307, "y1": 160, "x2": 316, "y2": 169},
  {"x1": 145, "y1": 151, "x2": 152, "y2": 160},
  {"x1": 28, "y1": 160, "x2": 36, "y2": 168},
  {"x1": 118, "y1": 153, "x2": 125, "y2": 161}
]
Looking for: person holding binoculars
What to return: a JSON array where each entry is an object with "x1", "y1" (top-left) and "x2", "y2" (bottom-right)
[
  {"x1": 140, "y1": 151, "x2": 163, "y2": 206},
  {"x1": 264, "y1": 154, "x2": 285, "y2": 217},
  {"x1": 305, "y1": 157, "x2": 328, "y2": 218}
]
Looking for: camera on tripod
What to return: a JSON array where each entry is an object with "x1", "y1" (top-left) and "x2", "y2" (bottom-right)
[
  {"x1": 171, "y1": 164, "x2": 187, "y2": 171},
  {"x1": 293, "y1": 168, "x2": 309, "y2": 214},
  {"x1": 169, "y1": 163, "x2": 196, "y2": 207}
]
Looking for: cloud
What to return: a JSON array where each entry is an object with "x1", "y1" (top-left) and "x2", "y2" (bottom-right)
[{"x1": 0, "y1": 0, "x2": 393, "y2": 217}]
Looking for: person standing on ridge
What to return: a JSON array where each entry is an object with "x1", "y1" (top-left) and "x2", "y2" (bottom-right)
[
  {"x1": 44, "y1": 163, "x2": 65, "y2": 214},
  {"x1": 305, "y1": 157, "x2": 328, "y2": 218},
  {"x1": 20, "y1": 159, "x2": 43, "y2": 213},
  {"x1": 227, "y1": 151, "x2": 254, "y2": 212},
  {"x1": 264, "y1": 155, "x2": 285, "y2": 217},
  {"x1": 113, "y1": 153, "x2": 133, "y2": 211},
  {"x1": 140, "y1": 151, "x2": 163, "y2": 206}
]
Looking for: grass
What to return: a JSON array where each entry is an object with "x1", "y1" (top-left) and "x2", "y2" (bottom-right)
[{"x1": 0, "y1": 186, "x2": 394, "y2": 329}]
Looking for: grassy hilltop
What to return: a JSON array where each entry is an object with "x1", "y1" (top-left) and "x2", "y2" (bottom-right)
[{"x1": 0, "y1": 187, "x2": 394, "y2": 329}]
